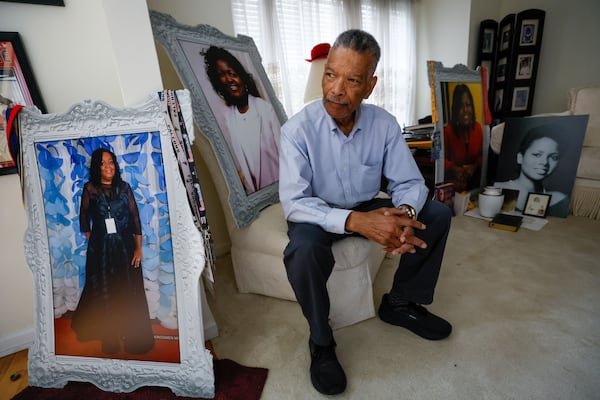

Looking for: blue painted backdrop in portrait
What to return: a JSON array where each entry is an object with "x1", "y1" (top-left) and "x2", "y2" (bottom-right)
[{"x1": 36, "y1": 131, "x2": 178, "y2": 329}]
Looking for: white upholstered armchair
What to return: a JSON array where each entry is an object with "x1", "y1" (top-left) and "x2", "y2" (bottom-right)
[{"x1": 195, "y1": 131, "x2": 386, "y2": 329}]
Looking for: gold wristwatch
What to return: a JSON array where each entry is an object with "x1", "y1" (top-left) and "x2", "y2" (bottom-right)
[{"x1": 398, "y1": 204, "x2": 417, "y2": 220}]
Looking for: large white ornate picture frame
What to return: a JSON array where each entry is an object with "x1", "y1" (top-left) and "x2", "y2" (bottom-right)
[
  {"x1": 19, "y1": 95, "x2": 214, "y2": 397},
  {"x1": 149, "y1": 10, "x2": 287, "y2": 228},
  {"x1": 428, "y1": 61, "x2": 489, "y2": 193}
]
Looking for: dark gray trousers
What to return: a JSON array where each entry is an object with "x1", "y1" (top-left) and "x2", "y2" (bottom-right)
[{"x1": 283, "y1": 199, "x2": 452, "y2": 346}]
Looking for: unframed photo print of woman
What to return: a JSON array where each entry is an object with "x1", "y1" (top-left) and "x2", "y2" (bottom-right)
[{"x1": 493, "y1": 116, "x2": 588, "y2": 217}]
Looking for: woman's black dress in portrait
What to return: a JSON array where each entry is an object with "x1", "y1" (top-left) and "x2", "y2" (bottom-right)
[{"x1": 71, "y1": 181, "x2": 155, "y2": 354}]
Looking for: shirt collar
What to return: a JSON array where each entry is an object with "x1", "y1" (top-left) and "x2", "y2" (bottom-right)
[{"x1": 322, "y1": 101, "x2": 365, "y2": 138}]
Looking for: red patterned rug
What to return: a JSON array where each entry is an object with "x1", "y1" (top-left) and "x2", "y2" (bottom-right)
[{"x1": 11, "y1": 358, "x2": 268, "y2": 400}]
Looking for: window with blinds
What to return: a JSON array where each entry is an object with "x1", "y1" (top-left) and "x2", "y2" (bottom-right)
[{"x1": 232, "y1": 0, "x2": 416, "y2": 124}]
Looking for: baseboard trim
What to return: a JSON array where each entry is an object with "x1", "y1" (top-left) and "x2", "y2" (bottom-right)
[{"x1": 0, "y1": 328, "x2": 34, "y2": 358}]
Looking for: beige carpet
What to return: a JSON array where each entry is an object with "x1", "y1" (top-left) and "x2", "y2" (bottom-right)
[{"x1": 207, "y1": 214, "x2": 600, "y2": 399}]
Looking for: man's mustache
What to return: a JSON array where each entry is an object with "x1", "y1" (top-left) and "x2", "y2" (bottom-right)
[{"x1": 324, "y1": 96, "x2": 350, "y2": 105}]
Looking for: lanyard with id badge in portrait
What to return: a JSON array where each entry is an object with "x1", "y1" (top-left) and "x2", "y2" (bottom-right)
[{"x1": 104, "y1": 195, "x2": 117, "y2": 234}]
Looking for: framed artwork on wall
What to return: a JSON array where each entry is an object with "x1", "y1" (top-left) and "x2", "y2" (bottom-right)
[
  {"x1": 19, "y1": 95, "x2": 214, "y2": 397},
  {"x1": 428, "y1": 61, "x2": 489, "y2": 194},
  {"x1": 149, "y1": 11, "x2": 287, "y2": 228},
  {"x1": 1, "y1": 31, "x2": 46, "y2": 175}
]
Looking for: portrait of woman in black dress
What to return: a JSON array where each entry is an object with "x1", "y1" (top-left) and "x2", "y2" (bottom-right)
[{"x1": 71, "y1": 148, "x2": 155, "y2": 355}]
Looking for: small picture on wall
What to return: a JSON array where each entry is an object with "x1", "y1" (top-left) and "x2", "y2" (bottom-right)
[
  {"x1": 496, "y1": 57, "x2": 507, "y2": 82},
  {"x1": 511, "y1": 87, "x2": 530, "y2": 111},
  {"x1": 482, "y1": 28, "x2": 495, "y2": 53},
  {"x1": 500, "y1": 24, "x2": 512, "y2": 51},
  {"x1": 515, "y1": 54, "x2": 534, "y2": 80},
  {"x1": 520, "y1": 19, "x2": 539, "y2": 46}
]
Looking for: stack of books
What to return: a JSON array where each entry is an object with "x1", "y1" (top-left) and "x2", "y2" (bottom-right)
[{"x1": 402, "y1": 122, "x2": 434, "y2": 141}]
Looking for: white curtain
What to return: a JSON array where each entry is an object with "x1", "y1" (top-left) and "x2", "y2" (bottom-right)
[{"x1": 232, "y1": 0, "x2": 417, "y2": 124}]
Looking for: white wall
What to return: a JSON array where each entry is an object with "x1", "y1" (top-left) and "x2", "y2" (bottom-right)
[
  {"x1": 468, "y1": 0, "x2": 600, "y2": 114},
  {"x1": 414, "y1": 0, "x2": 472, "y2": 123},
  {"x1": 0, "y1": 175, "x2": 33, "y2": 354},
  {"x1": 146, "y1": 0, "x2": 233, "y2": 33},
  {"x1": 497, "y1": 0, "x2": 600, "y2": 113}
]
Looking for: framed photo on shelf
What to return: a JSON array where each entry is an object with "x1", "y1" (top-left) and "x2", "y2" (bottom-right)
[
  {"x1": 511, "y1": 87, "x2": 530, "y2": 111},
  {"x1": 519, "y1": 19, "x2": 539, "y2": 46},
  {"x1": 515, "y1": 54, "x2": 534, "y2": 80},
  {"x1": 1, "y1": 31, "x2": 46, "y2": 175},
  {"x1": 149, "y1": 11, "x2": 287, "y2": 228},
  {"x1": 523, "y1": 192, "x2": 551, "y2": 217}
]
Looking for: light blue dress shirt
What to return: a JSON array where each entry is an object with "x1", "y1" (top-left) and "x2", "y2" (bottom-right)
[{"x1": 279, "y1": 100, "x2": 429, "y2": 234}]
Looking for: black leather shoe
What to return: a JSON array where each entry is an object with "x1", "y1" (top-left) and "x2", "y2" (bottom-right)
[
  {"x1": 378, "y1": 294, "x2": 452, "y2": 340},
  {"x1": 309, "y1": 338, "x2": 347, "y2": 395}
]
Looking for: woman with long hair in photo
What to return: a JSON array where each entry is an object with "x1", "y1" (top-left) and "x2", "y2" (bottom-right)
[
  {"x1": 71, "y1": 148, "x2": 154, "y2": 355},
  {"x1": 443, "y1": 84, "x2": 484, "y2": 192}
]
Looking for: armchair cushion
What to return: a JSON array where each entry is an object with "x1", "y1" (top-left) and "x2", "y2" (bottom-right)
[
  {"x1": 576, "y1": 147, "x2": 600, "y2": 180},
  {"x1": 570, "y1": 86, "x2": 600, "y2": 147}
]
